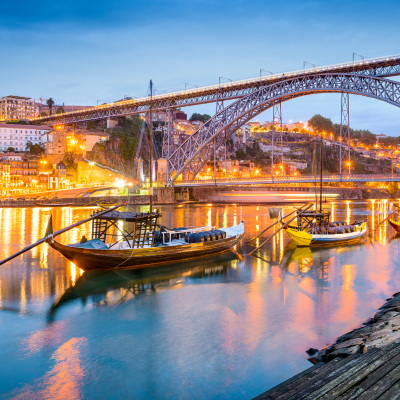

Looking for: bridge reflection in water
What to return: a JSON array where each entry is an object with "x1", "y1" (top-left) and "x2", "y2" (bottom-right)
[{"x1": 1, "y1": 202, "x2": 400, "y2": 399}]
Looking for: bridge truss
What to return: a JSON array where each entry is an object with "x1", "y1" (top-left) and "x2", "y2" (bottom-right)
[
  {"x1": 167, "y1": 73, "x2": 400, "y2": 184},
  {"x1": 29, "y1": 54, "x2": 400, "y2": 186},
  {"x1": 32, "y1": 55, "x2": 400, "y2": 126}
]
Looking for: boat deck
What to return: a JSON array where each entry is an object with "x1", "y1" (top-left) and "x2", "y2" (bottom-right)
[{"x1": 253, "y1": 341, "x2": 400, "y2": 399}]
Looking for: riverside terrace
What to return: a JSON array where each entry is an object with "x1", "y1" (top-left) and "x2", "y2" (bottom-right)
[{"x1": 31, "y1": 54, "x2": 400, "y2": 126}]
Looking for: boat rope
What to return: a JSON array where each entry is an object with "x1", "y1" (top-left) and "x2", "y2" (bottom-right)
[
  {"x1": 247, "y1": 204, "x2": 313, "y2": 256},
  {"x1": 368, "y1": 205, "x2": 399, "y2": 237},
  {"x1": 246, "y1": 203, "x2": 310, "y2": 244}
]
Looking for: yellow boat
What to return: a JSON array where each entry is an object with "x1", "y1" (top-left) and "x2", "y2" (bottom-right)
[{"x1": 284, "y1": 221, "x2": 367, "y2": 247}]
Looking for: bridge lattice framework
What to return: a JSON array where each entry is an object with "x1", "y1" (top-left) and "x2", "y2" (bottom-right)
[
  {"x1": 29, "y1": 56, "x2": 400, "y2": 185},
  {"x1": 167, "y1": 73, "x2": 400, "y2": 184}
]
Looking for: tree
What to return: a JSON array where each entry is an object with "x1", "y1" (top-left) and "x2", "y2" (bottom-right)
[
  {"x1": 6, "y1": 120, "x2": 28, "y2": 125},
  {"x1": 47, "y1": 98, "x2": 55, "y2": 115},
  {"x1": 236, "y1": 149, "x2": 246, "y2": 160},
  {"x1": 7, "y1": 147, "x2": 15, "y2": 152},
  {"x1": 26, "y1": 141, "x2": 45, "y2": 155},
  {"x1": 56, "y1": 107, "x2": 65, "y2": 114},
  {"x1": 308, "y1": 114, "x2": 334, "y2": 134},
  {"x1": 189, "y1": 113, "x2": 211, "y2": 123},
  {"x1": 39, "y1": 111, "x2": 48, "y2": 117}
]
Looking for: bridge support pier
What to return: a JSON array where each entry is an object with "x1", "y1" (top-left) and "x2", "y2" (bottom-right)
[
  {"x1": 272, "y1": 101, "x2": 283, "y2": 175},
  {"x1": 340, "y1": 93, "x2": 350, "y2": 174},
  {"x1": 106, "y1": 119, "x2": 118, "y2": 129},
  {"x1": 162, "y1": 109, "x2": 175, "y2": 184}
]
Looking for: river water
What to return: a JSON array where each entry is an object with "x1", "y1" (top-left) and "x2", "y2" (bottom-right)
[{"x1": 0, "y1": 201, "x2": 399, "y2": 399}]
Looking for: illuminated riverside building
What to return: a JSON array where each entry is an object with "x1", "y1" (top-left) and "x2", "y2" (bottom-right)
[
  {"x1": 0, "y1": 95, "x2": 35, "y2": 120},
  {"x1": 0, "y1": 123, "x2": 50, "y2": 152}
]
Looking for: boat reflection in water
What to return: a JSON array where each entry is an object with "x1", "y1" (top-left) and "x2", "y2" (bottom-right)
[{"x1": 48, "y1": 252, "x2": 241, "y2": 319}]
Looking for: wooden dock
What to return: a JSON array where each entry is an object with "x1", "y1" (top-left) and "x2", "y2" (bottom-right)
[{"x1": 253, "y1": 341, "x2": 400, "y2": 399}]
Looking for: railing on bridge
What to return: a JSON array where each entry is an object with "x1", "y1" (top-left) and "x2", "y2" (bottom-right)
[{"x1": 173, "y1": 173, "x2": 400, "y2": 186}]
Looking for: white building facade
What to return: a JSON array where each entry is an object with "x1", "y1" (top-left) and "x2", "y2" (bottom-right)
[{"x1": 0, "y1": 124, "x2": 51, "y2": 152}]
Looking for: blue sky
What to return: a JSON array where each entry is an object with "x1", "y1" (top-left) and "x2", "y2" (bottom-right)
[{"x1": 2, "y1": 0, "x2": 400, "y2": 134}]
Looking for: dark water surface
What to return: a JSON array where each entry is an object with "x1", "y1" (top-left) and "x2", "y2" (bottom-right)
[{"x1": 1, "y1": 201, "x2": 400, "y2": 399}]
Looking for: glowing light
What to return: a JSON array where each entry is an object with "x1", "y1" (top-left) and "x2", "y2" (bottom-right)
[{"x1": 114, "y1": 179, "x2": 126, "y2": 188}]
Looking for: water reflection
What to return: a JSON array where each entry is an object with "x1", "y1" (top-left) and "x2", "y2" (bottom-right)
[
  {"x1": 48, "y1": 253, "x2": 240, "y2": 319},
  {"x1": 1, "y1": 202, "x2": 400, "y2": 399}
]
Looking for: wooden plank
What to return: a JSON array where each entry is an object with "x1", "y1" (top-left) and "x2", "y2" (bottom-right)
[
  {"x1": 299, "y1": 344, "x2": 400, "y2": 399},
  {"x1": 265, "y1": 350, "x2": 378, "y2": 400},
  {"x1": 283, "y1": 347, "x2": 391, "y2": 400},
  {"x1": 341, "y1": 350, "x2": 400, "y2": 399},
  {"x1": 376, "y1": 380, "x2": 400, "y2": 400},
  {"x1": 354, "y1": 361, "x2": 400, "y2": 400},
  {"x1": 322, "y1": 343, "x2": 400, "y2": 399},
  {"x1": 252, "y1": 362, "x2": 326, "y2": 400}
]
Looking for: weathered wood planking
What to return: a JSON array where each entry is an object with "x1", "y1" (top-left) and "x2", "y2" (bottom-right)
[{"x1": 255, "y1": 342, "x2": 400, "y2": 400}]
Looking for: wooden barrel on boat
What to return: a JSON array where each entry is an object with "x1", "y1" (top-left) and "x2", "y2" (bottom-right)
[
  {"x1": 215, "y1": 230, "x2": 226, "y2": 239},
  {"x1": 207, "y1": 230, "x2": 224, "y2": 240},
  {"x1": 185, "y1": 232, "x2": 212, "y2": 243}
]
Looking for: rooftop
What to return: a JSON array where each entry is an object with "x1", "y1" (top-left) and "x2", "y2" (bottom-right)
[
  {"x1": 0, "y1": 123, "x2": 51, "y2": 130},
  {"x1": 1, "y1": 95, "x2": 32, "y2": 100}
]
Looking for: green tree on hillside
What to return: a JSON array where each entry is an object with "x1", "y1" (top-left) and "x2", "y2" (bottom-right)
[
  {"x1": 308, "y1": 114, "x2": 334, "y2": 134},
  {"x1": 189, "y1": 113, "x2": 211, "y2": 123}
]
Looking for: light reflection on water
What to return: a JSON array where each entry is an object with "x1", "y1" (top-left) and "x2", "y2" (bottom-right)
[{"x1": 0, "y1": 202, "x2": 400, "y2": 399}]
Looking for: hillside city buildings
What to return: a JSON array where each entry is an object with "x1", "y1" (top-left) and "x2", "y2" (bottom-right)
[
  {"x1": 0, "y1": 124, "x2": 50, "y2": 152},
  {"x1": 0, "y1": 96, "x2": 36, "y2": 120}
]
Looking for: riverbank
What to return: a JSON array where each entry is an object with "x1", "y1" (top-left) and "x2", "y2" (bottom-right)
[
  {"x1": 307, "y1": 291, "x2": 400, "y2": 364},
  {"x1": 254, "y1": 292, "x2": 400, "y2": 399},
  {"x1": 0, "y1": 188, "x2": 174, "y2": 207}
]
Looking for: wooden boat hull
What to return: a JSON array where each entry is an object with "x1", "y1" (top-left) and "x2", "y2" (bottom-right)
[
  {"x1": 284, "y1": 222, "x2": 367, "y2": 247},
  {"x1": 47, "y1": 231, "x2": 244, "y2": 271},
  {"x1": 388, "y1": 218, "x2": 400, "y2": 232}
]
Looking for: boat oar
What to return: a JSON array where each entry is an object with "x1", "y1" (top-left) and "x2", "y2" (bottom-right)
[
  {"x1": 368, "y1": 205, "x2": 399, "y2": 237},
  {"x1": 246, "y1": 203, "x2": 309, "y2": 244},
  {"x1": 247, "y1": 204, "x2": 313, "y2": 256},
  {"x1": 0, "y1": 202, "x2": 127, "y2": 267}
]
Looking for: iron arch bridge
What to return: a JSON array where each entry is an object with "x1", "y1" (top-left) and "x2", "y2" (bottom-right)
[
  {"x1": 31, "y1": 54, "x2": 400, "y2": 126},
  {"x1": 167, "y1": 73, "x2": 400, "y2": 185}
]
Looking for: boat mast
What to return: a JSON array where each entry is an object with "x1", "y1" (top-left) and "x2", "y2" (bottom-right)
[
  {"x1": 149, "y1": 80, "x2": 153, "y2": 213},
  {"x1": 320, "y1": 131, "x2": 323, "y2": 214}
]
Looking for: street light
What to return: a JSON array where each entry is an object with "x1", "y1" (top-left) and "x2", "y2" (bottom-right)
[{"x1": 347, "y1": 162, "x2": 351, "y2": 174}]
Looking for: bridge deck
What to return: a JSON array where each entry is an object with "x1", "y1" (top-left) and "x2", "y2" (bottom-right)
[
  {"x1": 174, "y1": 173, "x2": 400, "y2": 186},
  {"x1": 253, "y1": 342, "x2": 400, "y2": 399}
]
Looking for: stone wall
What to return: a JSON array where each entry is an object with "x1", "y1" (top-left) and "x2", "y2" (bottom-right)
[
  {"x1": 77, "y1": 161, "x2": 132, "y2": 185},
  {"x1": 87, "y1": 138, "x2": 136, "y2": 180},
  {"x1": 0, "y1": 188, "x2": 175, "y2": 207}
]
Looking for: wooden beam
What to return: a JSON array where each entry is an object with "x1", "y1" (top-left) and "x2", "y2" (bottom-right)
[{"x1": 247, "y1": 204, "x2": 313, "y2": 256}]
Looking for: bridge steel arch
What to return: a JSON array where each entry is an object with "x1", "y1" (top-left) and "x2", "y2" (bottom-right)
[{"x1": 167, "y1": 73, "x2": 400, "y2": 185}]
